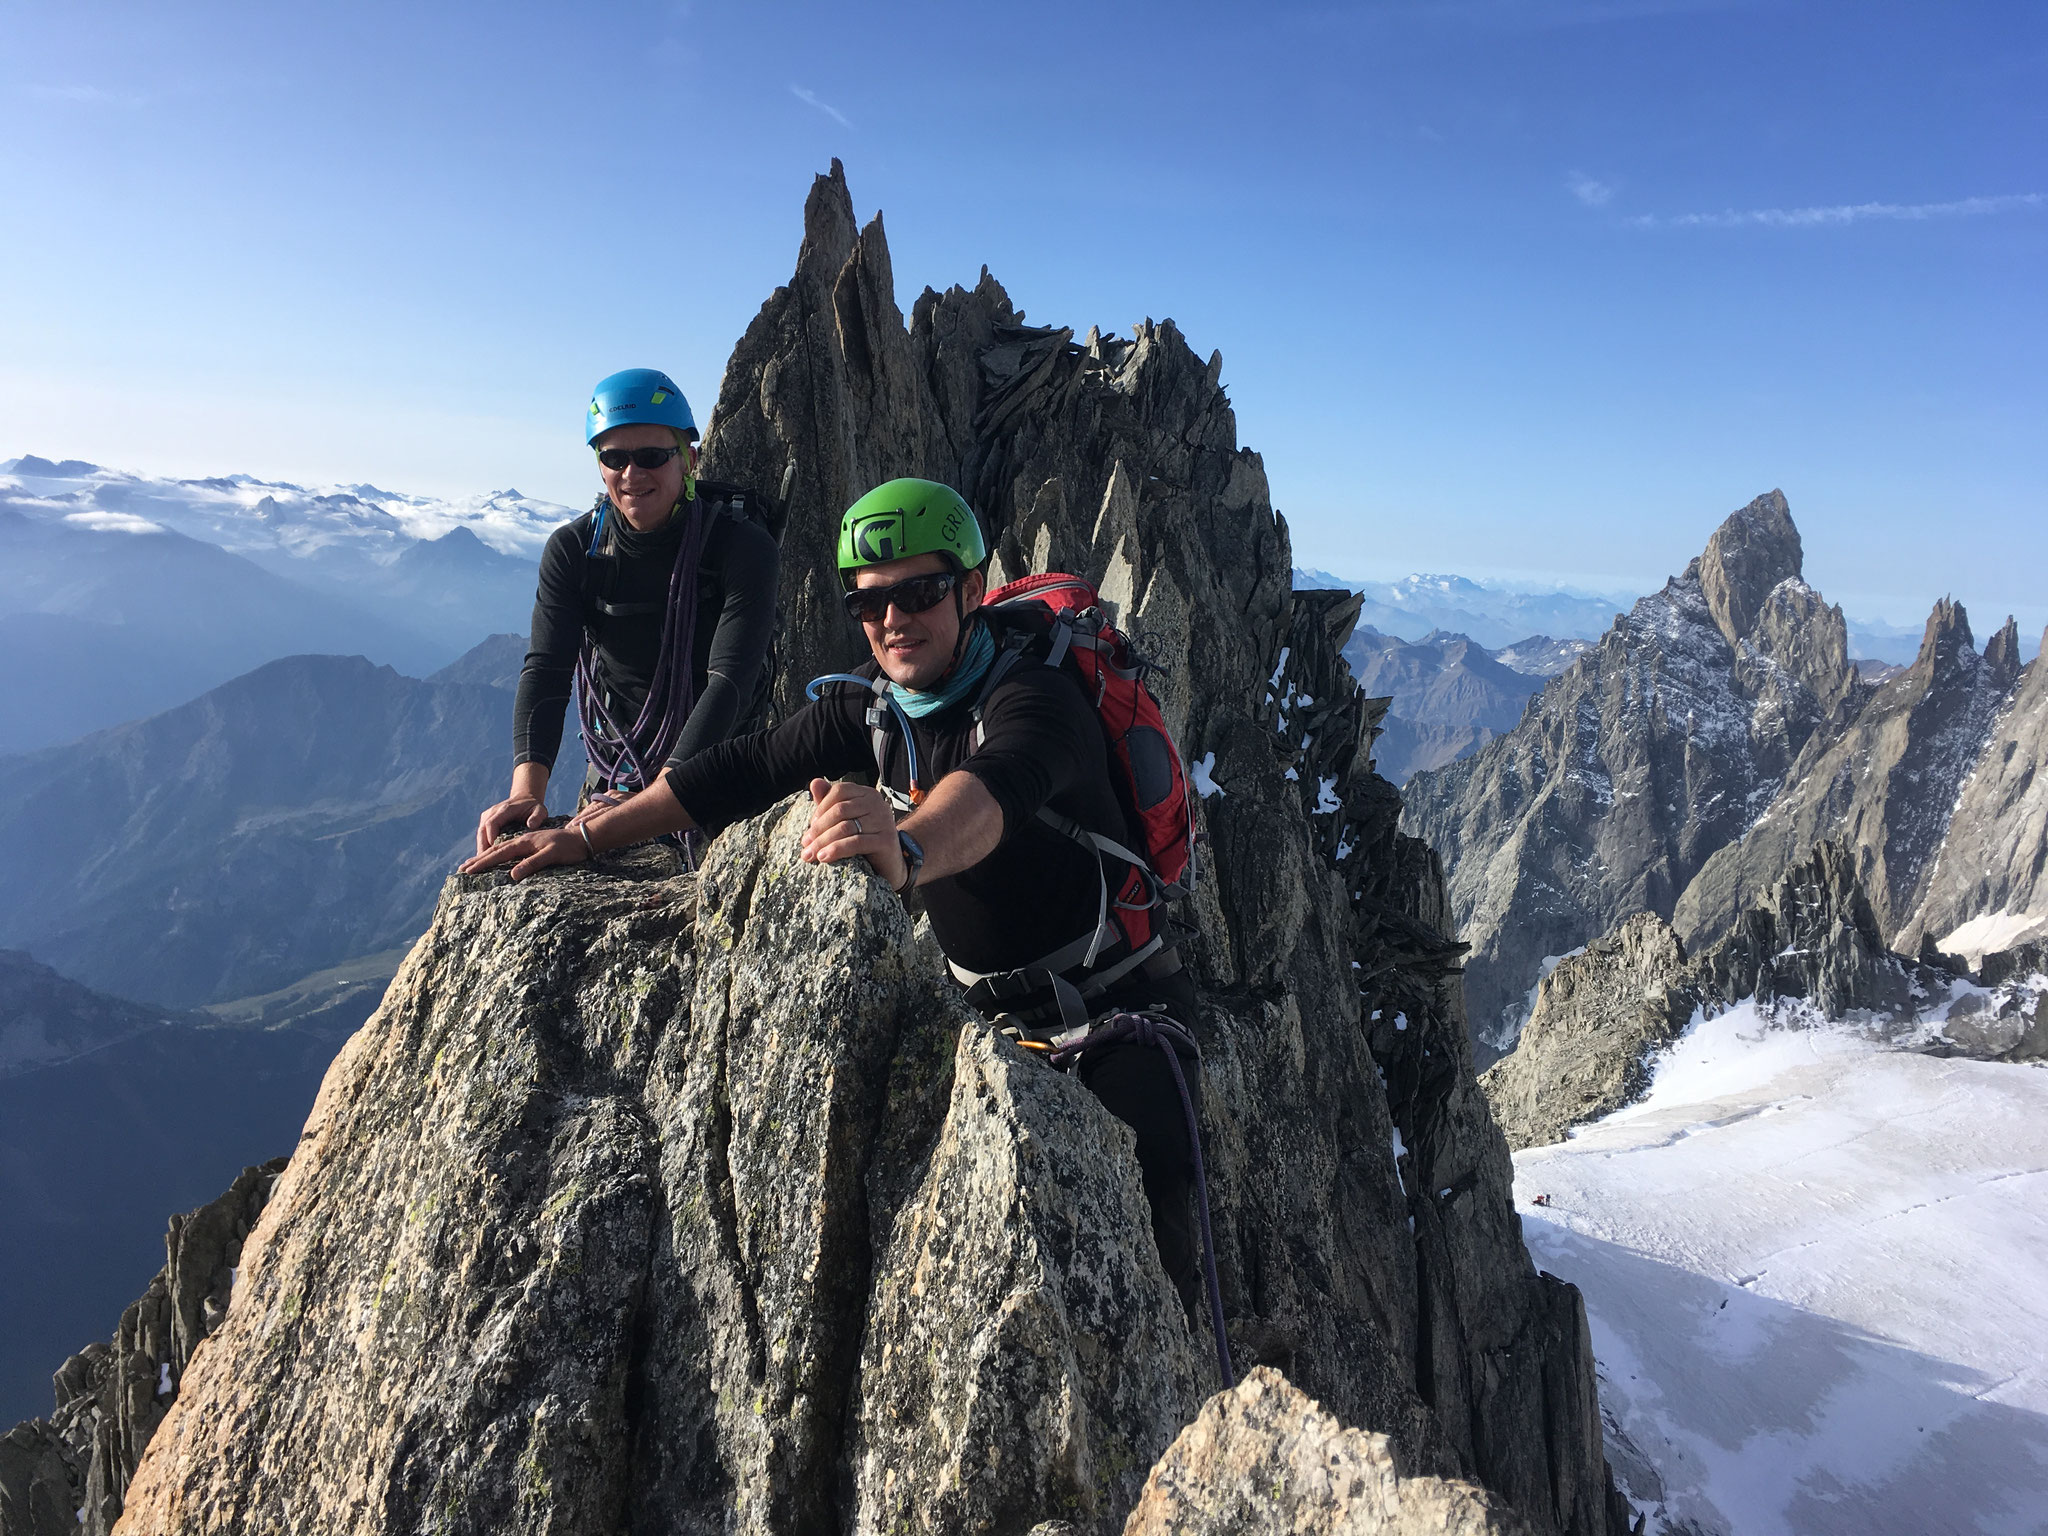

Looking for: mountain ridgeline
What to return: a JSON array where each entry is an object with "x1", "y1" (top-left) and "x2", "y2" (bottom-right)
[
  {"x1": 0, "y1": 637, "x2": 581, "y2": 1011},
  {"x1": 3, "y1": 161, "x2": 1633, "y2": 1536},
  {"x1": 0, "y1": 462, "x2": 565, "y2": 756},
  {"x1": 1402, "y1": 490, "x2": 2046, "y2": 1057}
]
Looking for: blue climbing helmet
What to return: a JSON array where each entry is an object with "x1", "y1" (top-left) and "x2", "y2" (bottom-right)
[{"x1": 585, "y1": 368, "x2": 697, "y2": 445}]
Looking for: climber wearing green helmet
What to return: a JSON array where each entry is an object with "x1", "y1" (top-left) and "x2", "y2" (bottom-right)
[
  {"x1": 463, "y1": 476, "x2": 1207, "y2": 1315},
  {"x1": 475, "y1": 368, "x2": 780, "y2": 855}
]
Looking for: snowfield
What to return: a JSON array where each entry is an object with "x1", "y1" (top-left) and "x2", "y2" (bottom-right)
[{"x1": 1514, "y1": 1002, "x2": 2048, "y2": 1535}]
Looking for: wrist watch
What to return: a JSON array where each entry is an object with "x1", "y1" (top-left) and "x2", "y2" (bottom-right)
[{"x1": 895, "y1": 830, "x2": 925, "y2": 893}]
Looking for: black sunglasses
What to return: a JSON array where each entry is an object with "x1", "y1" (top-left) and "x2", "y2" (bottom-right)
[
  {"x1": 842, "y1": 571, "x2": 958, "y2": 623},
  {"x1": 595, "y1": 445, "x2": 683, "y2": 471}
]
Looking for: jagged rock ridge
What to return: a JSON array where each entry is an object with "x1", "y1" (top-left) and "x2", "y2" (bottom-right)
[
  {"x1": 0, "y1": 1161, "x2": 282, "y2": 1536},
  {"x1": 1673, "y1": 598, "x2": 2024, "y2": 954},
  {"x1": 1896, "y1": 628, "x2": 2048, "y2": 958},
  {"x1": 26, "y1": 162, "x2": 1629, "y2": 1535},
  {"x1": 1402, "y1": 490, "x2": 1862, "y2": 1057}
]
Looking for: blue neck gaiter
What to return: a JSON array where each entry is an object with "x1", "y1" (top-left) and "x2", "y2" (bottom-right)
[{"x1": 893, "y1": 618, "x2": 997, "y2": 718}]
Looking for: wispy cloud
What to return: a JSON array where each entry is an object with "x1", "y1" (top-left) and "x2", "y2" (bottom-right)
[
  {"x1": 1567, "y1": 172, "x2": 1615, "y2": 208},
  {"x1": 29, "y1": 83, "x2": 148, "y2": 107},
  {"x1": 790, "y1": 85, "x2": 850, "y2": 128},
  {"x1": 1634, "y1": 192, "x2": 2045, "y2": 229}
]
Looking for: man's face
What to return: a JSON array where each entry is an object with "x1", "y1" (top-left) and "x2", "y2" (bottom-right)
[
  {"x1": 854, "y1": 552, "x2": 985, "y2": 689},
  {"x1": 595, "y1": 423, "x2": 693, "y2": 531}
]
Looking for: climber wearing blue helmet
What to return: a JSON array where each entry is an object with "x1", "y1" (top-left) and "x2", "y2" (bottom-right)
[{"x1": 475, "y1": 369, "x2": 781, "y2": 854}]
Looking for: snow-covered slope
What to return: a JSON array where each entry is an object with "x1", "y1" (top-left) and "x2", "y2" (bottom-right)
[{"x1": 1516, "y1": 1002, "x2": 2048, "y2": 1535}]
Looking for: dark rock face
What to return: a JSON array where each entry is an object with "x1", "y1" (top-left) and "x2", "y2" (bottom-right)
[
  {"x1": 1694, "y1": 841, "x2": 1937, "y2": 1022},
  {"x1": 1402, "y1": 491, "x2": 1859, "y2": 1057},
  {"x1": 1674, "y1": 600, "x2": 2023, "y2": 954},
  {"x1": 1897, "y1": 633, "x2": 2048, "y2": 958},
  {"x1": 1696, "y1": 488, "x2": 1802, "y2": 650},
  {"x1": 1480, "y1": 916, "x2": 1698, "y2": 1154},
  {"x1": 697, "y1": 161, "x2": 953, "y2": 720},
  {"x1": 0, "y1": 1423, "x2": 75, "y2": 1536},
  {"x1": 91, "y1": 163, "x2": 1625, "y2": 1535},
  {"x1": 0, "y1": 1161, "x2": 282, "y2": 1535}
]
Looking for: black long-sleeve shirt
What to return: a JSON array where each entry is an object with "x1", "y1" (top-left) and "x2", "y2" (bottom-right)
[
  {"x1": 513, "y1": 495, "x2": 779, "y2": 777},
  {"x1": 666, "y1": 650, "x2": 1134, "y2": 980}
]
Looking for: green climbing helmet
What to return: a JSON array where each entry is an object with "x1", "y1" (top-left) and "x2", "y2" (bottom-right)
[{"x1": 836, "y1": 479, "x2": 987, "y2": 588}]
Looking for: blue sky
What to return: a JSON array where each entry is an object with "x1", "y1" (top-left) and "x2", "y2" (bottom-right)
[{"x1": 3, "y1": 0, "x2": 2042, "y2": 637}]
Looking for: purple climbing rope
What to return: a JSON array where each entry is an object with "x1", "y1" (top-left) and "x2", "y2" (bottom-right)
[
  {"x1": 577, "y1": 499, "x2": 711, "y2": 793},
  {"x1": 1051, "y1": 1011, "x2": 1235, "y2": 1387}
]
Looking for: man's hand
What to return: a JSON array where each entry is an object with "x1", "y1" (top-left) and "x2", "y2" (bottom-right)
[
  {"x1": 476, "y1": 795, "x2": 548, "y2": 856},
  {"x1": 459, "y1": 825, "x2": 589, "y2": 882},
  {"x1": 800, "y1": 778, "x2": 906, "y2": 889},
  {"x1": 477, "y1": 763, "x2": 553, "y2": 855}
]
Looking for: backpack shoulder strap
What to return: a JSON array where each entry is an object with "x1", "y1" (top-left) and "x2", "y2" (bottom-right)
[
  {"x1": 693, "y1": 479, "x2": 787, "y2": 544},
  {"x1": 968, "y1": 608, "x2": 1072, "y2": 751}
]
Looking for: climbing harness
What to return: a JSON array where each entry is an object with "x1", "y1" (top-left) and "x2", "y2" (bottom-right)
[{"x1": 1007, "y1": 1008, "x2": 1235, "y2": 1388}]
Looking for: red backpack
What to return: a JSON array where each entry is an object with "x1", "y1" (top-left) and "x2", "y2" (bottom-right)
[{"x1": 971, "y1": 572, "x2": 1196, "y2": 955}]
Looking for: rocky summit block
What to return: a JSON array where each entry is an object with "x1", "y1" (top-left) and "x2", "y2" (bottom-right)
[
  {"x1": 1124, "y1": 1368, "x2": 1533, "y2": 1535},
  {"x1": 1480, "y1": 916, "x2": 1698, "y2": 1155},
  {"x1": 847, "y1": 1028, "x2": 1205, "y2": 1533},
  {"x1": 107, "y1": 808, "x2": 1216, "y2": 1536}
]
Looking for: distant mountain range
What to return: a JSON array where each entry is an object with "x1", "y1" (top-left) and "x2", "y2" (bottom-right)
[
  {"x1": 1, "y1": 457, "x2": 574, "y2": 755},
  {"x1": 1293, "y1": 567, "x2": 1631, "y2": 651},
  {"x1": 0, "y1": 635, "x2": 580, "y2": 1010},
  {"x1": 0, "y1": 950, "x2": 356, "y2": 1426},
  {"x1": 1343, "y1": 628, "x2": 1550, "y2": 784},
  {"x1": 1293, "y1": 563, "x2": 1996, "y2": 670}
]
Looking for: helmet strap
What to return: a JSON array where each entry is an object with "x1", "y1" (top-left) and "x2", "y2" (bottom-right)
[{"x1": 930, "y1": 588, "x2": 976, "y2": 688}]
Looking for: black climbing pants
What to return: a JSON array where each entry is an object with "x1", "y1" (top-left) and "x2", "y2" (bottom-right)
[{"x1": 1076, "y1": 1035, "x2": 1202, "y2": 1319}]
